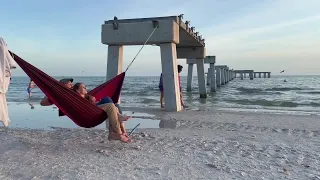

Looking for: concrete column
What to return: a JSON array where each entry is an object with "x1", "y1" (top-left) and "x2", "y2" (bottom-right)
[
  {"x1": 254, "y1": 73, "x2": 256, "y2": 78},
  {"x1": 263, "y1": 73, "x2": 266, "y2": 78},
  {"x1": 216, "y1": 67, "x2": 221, "y2": 87},
  {"x1": 107, "y1": 45, "x2": 123, "y2": 104},
  {"x1": 206, "y1": 68, "x2": 211, "y2": 85},
  {"x1": 268, "y1": 73, "x2": 271, "y2": 78},
  {"x1": 221, "y1": 68, "x2": 225, "y2": 85},
  {"x1": 210, "y1": 64, "x2": 216, "y2": 92},
  {"x1": 160, "y1": 43, "x2": 182, "y2": 112},
  {"x1": 226, "y1": 69, "x2": 229, "y2": 83},
  {"x1": 107, "y1": 45, "x2": 123, "y2": 81},
  {"x1": 224, "y1": 69, "x2": 228, "y2": 84},
  {"x1": 187, "y1": 63, "x2": 193, "y2": 92},
  {"x1": 249, "y1": 72, "x2": 254, "y2": 80},
  {"x1": 106, "y1": 45, "x2": 123, "y2": 129},
  {"x1": 240, "y1": 73, "x2": 244, "y2": 80},
  {"x1": 196, "y1": 59, "x2": 207, "y2": 98},
  {"x1": 259, "y1": 73, "x2": 261, "y2": 78}
]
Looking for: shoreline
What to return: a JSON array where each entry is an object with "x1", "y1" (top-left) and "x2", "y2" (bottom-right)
[{"x1": 1, "y1": 107, "x2": 320, "y2": 179}]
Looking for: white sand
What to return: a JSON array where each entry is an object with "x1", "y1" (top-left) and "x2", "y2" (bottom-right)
[{"x1": 1, "y1": 108, "x2": 320, "y2": 180}]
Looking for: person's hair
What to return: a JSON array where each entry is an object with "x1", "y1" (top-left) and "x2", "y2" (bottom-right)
[
  {"x1": 177, "y1": 65, "x2": 183, "y2": 73},
  {"x1": 72, "y1": 83, "x2": 83, "y2": 92}
]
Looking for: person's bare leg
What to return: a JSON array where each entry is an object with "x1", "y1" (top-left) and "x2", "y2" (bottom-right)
[
  {"x1": 120, "y1": 122, "x2": 128, "y2": 137},
  {"x1": 99, "y1": 103, "x2": 131, "y2": 143},
  {"x1": 118, "y1": 113, "x2": 131, "y2": 121},
  {"x1": 160, "y1": 91, "x2": 164, "y2": 108}
]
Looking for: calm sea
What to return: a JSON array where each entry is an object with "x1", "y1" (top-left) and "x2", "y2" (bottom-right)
[{"x1": 7, "y1": 75, "x2": 320, "y2": 115}]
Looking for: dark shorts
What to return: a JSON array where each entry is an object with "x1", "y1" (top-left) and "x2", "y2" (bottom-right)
[
  {"x1": 159, "y1": 86, "x2": 164, "y2": 92},
  {"x1": 96, "y1": 97, "x2": 123, "y2": 114},
  {"x1": 27, "y1": 87, "x2": 32, "y2": 93},
  {"x1": 96, "y1": 97, "x2": 114, "y2": 105}
]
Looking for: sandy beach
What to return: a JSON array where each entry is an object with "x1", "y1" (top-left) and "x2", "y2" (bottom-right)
[{"x1": 1, "y1": 107, "x2": 320, "y2": 180}]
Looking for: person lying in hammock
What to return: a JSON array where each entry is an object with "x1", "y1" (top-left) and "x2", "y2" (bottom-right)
[
  {"x1": 40, "y1": 78, "x2": 124, "y2": 114},
  {"x1": 72, "y1": 82, "x2": 131, "y2": 143}
]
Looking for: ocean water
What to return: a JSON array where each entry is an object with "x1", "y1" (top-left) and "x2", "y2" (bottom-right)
[{"x1": 7, "y1": 75, "x2": 320, "y2": 115}]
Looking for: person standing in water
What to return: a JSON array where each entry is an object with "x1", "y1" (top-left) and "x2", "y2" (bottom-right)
[
  {"x1": 159, "y1": 65, "x2": 187, "y2": 109},
  {"x1": 27, "y1": 79, "x2": 36, "y2": 98}
]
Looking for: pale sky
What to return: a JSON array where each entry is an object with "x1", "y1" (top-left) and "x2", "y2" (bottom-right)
[{"x1": 1, "y1": 0, "x2": 319, "y2": 76}]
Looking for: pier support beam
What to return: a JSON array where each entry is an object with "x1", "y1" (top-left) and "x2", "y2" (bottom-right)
[
  {"x1": 160, "y1": 43, "x2": 181, "y2": 112},
  {"x1": 206, "y1": 68, "x2": 211, "y2": 85},
  {"x1": 107, "y1": 45, "x2": 123, "y2": 81},
  {"x1": 216, "y1": 67, "x2": 221, "y2": 87},
  {"x1": 187, "y1": 64, "x2": 193, "y2": 92},
  {"x1": 259, "y1": 73, "x2": 261, "y2": 78},
  {"x1": 263, "y1": 73, "x2": 266, "y2": 78},
  {"x1": 268, "y1": 72, "x2": 271, "y2": 78},
  {"x1": 209, "y1": 63, "x2": 216, "y2": 92},
  {"x1": 221, "y1": 68, "x2": 225, "y2": 85},
  {"x1": 249, "y1": 71, "x2": 254, "y2": 80},
  {"x1": 254, "y1": 73, "x2": 256, "y2": 78},
  {"x1": 196, "y1": 59, "x2": 207, "y2": 98},
  {"x1": 240, "y1": 73, "x2": 244, "y2": 80},
  {"x1": 224, "y1": 68, "x2": 228, "y2": 84},
  {"x1": 225, "y1": 68, "x2": 229, "y2": 83}
]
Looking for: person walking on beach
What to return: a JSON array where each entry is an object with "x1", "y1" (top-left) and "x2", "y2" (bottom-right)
[
  {"x1": 27, "y1": 79, "x2": 36, "y2": 98},
  {"x1": 0, "y1": 37, "x2": 17, "y2": 128},
  {"x1": 159, "y1": 65, "x2": 187, "y2": 109}
]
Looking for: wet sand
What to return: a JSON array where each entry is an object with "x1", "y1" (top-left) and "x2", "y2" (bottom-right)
[{"x1": 1, "y1": 107, "x2": 320, "y2": 180}]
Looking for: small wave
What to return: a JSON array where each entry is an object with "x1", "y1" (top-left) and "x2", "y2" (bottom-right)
[
  {"x1": 297, "y1": 91, "x2": 320, "y2": 95},
  {"x1": 139, "y1": 98, "x2": 159, "y2": 104},
  {"x1": 265, "y1": 87, "x2": 304, "y2": 91},
  {"x1": 237, "y1": 87, "x2": 263, "y2": 93},
  {"x1": 309, "y1": 102, "x2": 320, "y2": 107},
  {"x1": 227, "y1": 99, "x2": 299, "y2": 107},
  {"x1": 236, "y1": 87, "x2": 282, "y2": 95}
]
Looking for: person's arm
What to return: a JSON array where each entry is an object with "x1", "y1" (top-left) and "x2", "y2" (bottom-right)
[{"x1": 40, "y1": 96, "x2": 53, "y2": 106}]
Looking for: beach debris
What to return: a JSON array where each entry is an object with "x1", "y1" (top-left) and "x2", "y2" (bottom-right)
[
  {"x1": 283, "y1": 168, "x2": 289, "y2": 175},
  {"x1": 140, "y1": 132, "x2": 147, "y2": 137},
  {"x1": 95, "y1": 149, "x2": 109, "y2": 156},
  {"x1": 132, "y1": 145, "x2": 142, "y2": 150},
  {"x1": 128, "y1": 123, "x2": 140, "y2": 136},
  {"x1": 206, "y1": 163, "x2": 218, "y2": 169}
]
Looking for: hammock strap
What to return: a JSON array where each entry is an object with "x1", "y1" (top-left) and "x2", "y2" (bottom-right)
[{"x1": 125, "y1": 24, "x2": 159, "y2": 72}]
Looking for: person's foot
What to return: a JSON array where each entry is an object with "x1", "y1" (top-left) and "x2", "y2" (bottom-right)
[
  {"x1": 108, "y1": 132, "x2": 131, "y2": 143},
  {"x1": 123, "y1": 132, "x2": 129, "y2": 137},
  {"x1": 118, "y1": 114, "x2": 131, "y2": 122},
  {"x1": 161, "y1": 105, "x2": 165, "y2": 108}
]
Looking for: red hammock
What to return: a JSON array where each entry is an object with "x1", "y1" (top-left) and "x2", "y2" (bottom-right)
[{"x1": 10, "y1": 51, "x2": 125, "y2": 128}]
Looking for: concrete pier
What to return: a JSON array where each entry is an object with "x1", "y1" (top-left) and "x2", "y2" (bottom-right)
[
  {"x1": 254, "y1": 72, "x2": 271, "y2": 78},
  {"x1": 187, "y1": 56, "x2": 215, "y2": 93},
  {"x1": 234, "y1": 70, "x2": 254, "y2": 80},
  {"x1": 102, "y1": 15, "x2": 206, "y2": 112},
  {"x1": 215, "y1": 65, "x2": 228, "y2": 85}
]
